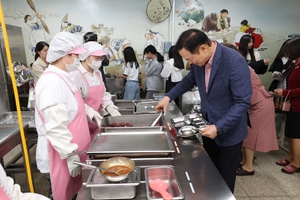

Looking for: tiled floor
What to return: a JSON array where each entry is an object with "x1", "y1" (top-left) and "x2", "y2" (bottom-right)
[
  {"x1": 235, "y1": 147, "x2": 300, "y2": 200},
  {"x1": 3, "y1": 141, "x2": 300, "y2": 200}
]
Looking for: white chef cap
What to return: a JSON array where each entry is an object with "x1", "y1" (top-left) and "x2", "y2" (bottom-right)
[
  {"x1": 46, "y1": 32, "x2": 87, "y2": 63},
  {"x1": 79, "y1": 41, "x2": 107, "y2": 61}
]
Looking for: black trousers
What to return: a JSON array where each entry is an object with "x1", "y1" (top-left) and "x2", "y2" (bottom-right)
[{"x1": 202, "y1": 137, "x2": 242, "y2": 193}]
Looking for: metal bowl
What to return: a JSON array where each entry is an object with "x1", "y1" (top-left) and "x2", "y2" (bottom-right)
[{"x1": 99, "y1": 157, "x2": 135, "y2": 182}]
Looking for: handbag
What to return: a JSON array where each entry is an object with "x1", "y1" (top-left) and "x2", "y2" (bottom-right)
[{"x1": 281, "y1": 90, "x2": 291, "y2": 112}]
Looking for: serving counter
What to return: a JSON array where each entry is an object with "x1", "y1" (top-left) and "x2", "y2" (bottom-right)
[
  {"x1": 0, "y1": 111, "x2": 37, "y2": 180},
  {"x1": 77, "y1": 102, "x2": 236, "y2": 200}
]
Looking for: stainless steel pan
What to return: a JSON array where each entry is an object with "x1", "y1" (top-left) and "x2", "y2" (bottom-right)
[{"x1": 74, "y1": 157, "x2": 135, "y2": 182}]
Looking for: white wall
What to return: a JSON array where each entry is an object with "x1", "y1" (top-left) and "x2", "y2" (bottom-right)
[{"x1": 2, "y1": 0, "x2": 300, "y2": 87}]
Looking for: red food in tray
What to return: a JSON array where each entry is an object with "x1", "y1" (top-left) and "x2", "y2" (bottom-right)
[{"x1": 108, "y1": 122, "x2": 133, "y2": 127}]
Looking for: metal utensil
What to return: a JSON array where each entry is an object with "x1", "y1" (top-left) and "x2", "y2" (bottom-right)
[
  {"x1": 149, "y1": 111, "x2": 164, "y2": 127},
  {"x1": 73, "y1": 161, "x2": 123, "y2": 176},
  {"x1": 67, "y1": 150, "x2": 87, "y2": 157}
]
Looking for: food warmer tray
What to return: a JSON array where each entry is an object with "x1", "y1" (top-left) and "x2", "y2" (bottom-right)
[
  {"x1": 134, "y1": 100, "x2": 158, "y2": 114},
  {"x1": 100, "y1": 114, "x2": 166, "y2": 132},
  {"x1": 86, "y1": 167, "x2": 140, "y2": 199},
  {"x1": 87, "y1": 131, "x2": 175, "y2": 157}
]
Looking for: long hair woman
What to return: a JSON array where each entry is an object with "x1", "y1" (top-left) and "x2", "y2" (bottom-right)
[
  {"x1": 32, "y1": 41, "x2": 49, "y2": 83},
  {"x1": 117, "y1": 46, "x2": 141, "y2": 100},
  {"x1": 239, "y1": 35, "x2": 269, "y2": 74},
  {"x1": 161, "y1": 45, "x2": 184, "y2": 106},
  {"x1": 143, "y1": 45, "x2": 164, "y2": 99}
]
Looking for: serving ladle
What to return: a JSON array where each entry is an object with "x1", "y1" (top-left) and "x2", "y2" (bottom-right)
[{"x1": 73, "y1": 161, "x2": 123, "y2": 176}]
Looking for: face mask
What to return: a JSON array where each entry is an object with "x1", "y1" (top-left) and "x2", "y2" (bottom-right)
[
  {"x1": 87, "y1": 57, "x2": 102, "y2": 70},
  {"x1": 63, "y1": 57, "x2": 80, "y2": 72}
]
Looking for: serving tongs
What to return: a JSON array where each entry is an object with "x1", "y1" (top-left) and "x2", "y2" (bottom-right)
[{"x1": 149, "y1": 111, "x2": 164, "y2": 127}]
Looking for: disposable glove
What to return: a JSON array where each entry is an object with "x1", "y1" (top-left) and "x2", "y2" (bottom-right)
[
  {"x1": 92, "y1": 112, "x2": 103, "y2": 128},
  {"x1": 106, "y1": 104, "x2": 121, "y2": 116},
  {"x1": 85, "y1": 105, "x2": 103, "y2": 128},
  {"x1": 66, "y1": 155, "x2": 81, "y2": 177}
]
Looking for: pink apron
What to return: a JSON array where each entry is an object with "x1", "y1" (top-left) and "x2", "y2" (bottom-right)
[
  {"x1": 0, "y1": 188, "x2": 10, "y2": 200},
  {"x1": 79, "y1": 70, "x2": 104, "y2": 142},
  {"x1": 36, "y1": 72, "x2": 90, "y2": 200}
]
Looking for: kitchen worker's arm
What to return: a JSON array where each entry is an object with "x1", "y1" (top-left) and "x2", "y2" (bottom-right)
[
  {"x1": 42, "y1": 104, "x2": 78, "y2": 159},
  {"x1": 0, "y1": 164, "x2": 50, "y2": 200}
]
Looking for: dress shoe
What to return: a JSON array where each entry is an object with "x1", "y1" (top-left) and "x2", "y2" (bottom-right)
[{"x1": 236, "y1": 167, "x2": 254, "y2": 176}]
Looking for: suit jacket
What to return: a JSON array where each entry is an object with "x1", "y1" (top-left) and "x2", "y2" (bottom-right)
[{"x1": 167, "y1": 42, "x2": 252, "y2": 146}]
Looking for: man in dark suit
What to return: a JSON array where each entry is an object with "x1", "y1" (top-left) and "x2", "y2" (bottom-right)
[{"x1": 156, "y1": 29, "x2": 252, "y2": 193}]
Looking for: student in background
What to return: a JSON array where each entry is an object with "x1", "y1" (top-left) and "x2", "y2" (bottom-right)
[
  {"x1": 274, "y1": 37, "x2": 300, "y2": 174},
  {"x1": 32, "y1": 41, "x2": 49, "y2": 84},
  {"x1": 238, "y1": 34, "x2": 270, "y2": 75},
  {"x1": 223, "y1": 43, "x2": 278, "y2": 176},
  {"x1": 143, "y1": 45, "x2": 164, "y2": 99},
  {"x1": 161, "y1": 45, "x2": 184, "y2": 107},
  {"x1": 117, "y1": 46, "x2": 141, "y2": 100},
  {"x1": 268, "y1": 39, "x2": 294, "y2": 137}
]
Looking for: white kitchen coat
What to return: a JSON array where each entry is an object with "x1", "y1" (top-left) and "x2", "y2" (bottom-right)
[
  {"x1": 71, "y1": 65, "x2": 113, "y2": 113},
  {"x1": 35, "y1": 65, "x2": 82, "y2": 173},
  {"x1": 0, "y1": 164, "x2": 49, "y2": 200}
]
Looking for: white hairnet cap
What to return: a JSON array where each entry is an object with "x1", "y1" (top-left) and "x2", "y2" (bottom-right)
[
  {"x1": 79, "y1": 41, "x2": 107, "y2": 61},
  {"x1": 46, "y1": 32, "x2": 87, "y2": 63}
]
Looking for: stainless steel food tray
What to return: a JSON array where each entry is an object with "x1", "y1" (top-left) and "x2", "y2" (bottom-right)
[
  {"x1": 134, "y1": 100, "x2": 158, "y2": 114},
  {"x1": 86, "y1": 167, "x2": 140, "y2": 199},
  {"x1": 0, "y1": 111, "x2": 35, "y2": 128},
  {"x1": 104, "y1": 126, "x2": 165, "y2": 133},
  {"x1": 101, "y1": 113, "x2": 165, "y2": 129},
  {"x1": 88, "y1": 131, "x2": 175, "y2": 155},
  {"x1": 145, "y1": 165, "x2": 184, "y2": 200}
]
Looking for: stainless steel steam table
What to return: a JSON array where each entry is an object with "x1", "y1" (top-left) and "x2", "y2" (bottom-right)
[{"x1": 77, "y1": 102, "x2": 236, "y2": 200}]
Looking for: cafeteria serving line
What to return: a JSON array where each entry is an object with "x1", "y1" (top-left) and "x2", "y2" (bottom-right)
[
  {"x1": 1, "y1": 0, "x2": 300, "y2": 199},
  {"x1": 1, "y1": 100, "x2": 294, "y2": 199},
  {"x1": 76, "y1": 101, "x2": 235, "y2": 200}
]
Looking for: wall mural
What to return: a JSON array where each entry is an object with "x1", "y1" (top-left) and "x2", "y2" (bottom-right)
[
  {"x1": 2, "y1": 0, "x2": 300, "y2": 87},
  {"x1": 176, "y1": 0, "x2": 204, "y2": 27},
  {"x1": 25, "y1": 0, "x2": 50, "y2": 54}
]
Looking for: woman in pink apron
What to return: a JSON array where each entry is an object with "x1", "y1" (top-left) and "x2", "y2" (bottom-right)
[
  {"x1": 72, "y1": 41, "x2": 121, "y2": 142},
  {"x1": 35, "y1": 32, "x2": 102, "y2": 200}
]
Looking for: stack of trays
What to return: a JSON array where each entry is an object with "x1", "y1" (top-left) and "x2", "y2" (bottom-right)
[{"x1": 171, "y1": 113, "x2": 209, "y2": 139}]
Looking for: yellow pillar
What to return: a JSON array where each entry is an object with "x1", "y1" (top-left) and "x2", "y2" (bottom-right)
[{"x1": 0, "y1": 0, "x2": 35, "y2": 193}]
